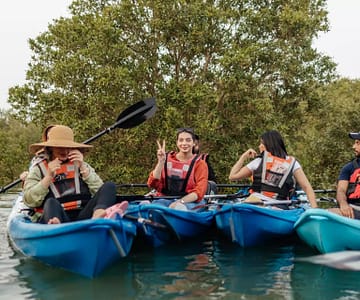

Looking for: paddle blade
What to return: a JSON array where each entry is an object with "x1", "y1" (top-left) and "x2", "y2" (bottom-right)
[{"x1": 116, "y1": 97, "x2": 156, "y2": 129}]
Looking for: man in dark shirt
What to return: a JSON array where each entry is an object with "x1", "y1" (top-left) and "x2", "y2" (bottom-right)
[{"x1": 333, "y1": 132, "x2": 360, "y2": 219}]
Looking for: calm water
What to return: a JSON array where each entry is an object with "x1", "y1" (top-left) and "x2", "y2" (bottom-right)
[{"x1": 1, "y1": 193, "x2": 360, "y2": 300}]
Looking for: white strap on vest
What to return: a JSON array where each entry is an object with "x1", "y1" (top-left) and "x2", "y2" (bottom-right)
[
  {"x1": 261, "y1": 151, "x2": 295, "y2": 188},
  {"x1": 38, "y1": 161, "x2": 81, "y2": 198}
]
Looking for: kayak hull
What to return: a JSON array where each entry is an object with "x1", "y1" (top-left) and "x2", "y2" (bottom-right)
[
  {"x1": 294, "y1": 208, "x2": 360, "y2": 253},
  {"x1": 127, "y1": 204, "x2": 215, "y2": 247},
  {"x1": 7, "y1": 195, "x2": 137, "y2": 278},
  {"x1": 215, "y1": 203, "x2": 304, "y2": 247}
]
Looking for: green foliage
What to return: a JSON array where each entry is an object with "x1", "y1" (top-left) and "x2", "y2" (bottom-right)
[
  {"x1": 0, "y1": 110, "x2": 41, "y2": 187},
  {"x1": 2, "y1": 0, "x2": 340, "y2": 189},
  {"x1": 298, "y1": 79, "x2": 360, "y2": 188}
]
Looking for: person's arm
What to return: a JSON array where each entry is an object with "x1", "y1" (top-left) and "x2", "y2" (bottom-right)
[
  {"x1": 68, "y1": 149, "x2": 103, "y2": 194},
  {"x1": 147, "y1": 170, "x2": 163, "y2": 191},
  {"x1": 336, "y1": 180, "x2": 354, "y2": 218},
  {"x1": 334, "y1": 162, "x2": 355, "y2": 218},
  {"x1": 80, "y1": 162, "x2": 104, "y2": 195},
  {"x1": 24, "y1": 157, "x2": 83, "y2": 207},
  {"x1": 229, "y1": 149, "x2": 257, "y2": 181},
  {"x1": 23, "y1": 166, "x2": 52, "y2": 208},
  {"x1": 152, "y1": 161, "x2": 165, "y2": 180},
  {"x1": 293, "y1": 168, "x2": 318, "y2": 208}
]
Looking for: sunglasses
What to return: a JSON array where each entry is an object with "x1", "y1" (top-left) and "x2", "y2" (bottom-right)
[{"x1": 177, "y1": 127, "x2": 194, "y2": 134}]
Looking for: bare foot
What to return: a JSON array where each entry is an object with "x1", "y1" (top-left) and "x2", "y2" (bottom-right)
[
  {"x1": 92, "y1": 208, "x2": 106, "y2": 219},
  {"x1": 48, "y1": 217, "x2": 61, "y2": 224}
]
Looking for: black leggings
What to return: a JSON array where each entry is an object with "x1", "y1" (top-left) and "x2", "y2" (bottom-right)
[
  {"x1": 352, "y1": 206, "x2": 360, "y2": 219},
  {"x1": 39, "y1": 181, "x2": 117, "y2": 223}
]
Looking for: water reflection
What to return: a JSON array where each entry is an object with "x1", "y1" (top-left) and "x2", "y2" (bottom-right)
[
  {"x1": 11, "y1": 240, "x2": 221, "y2": 300},
  {"x1": 0, "y1": 196, "x2": 31, "y2": 299},
  {"x1": 13, "y1": 257, "x2": 137, "y2": 299},
  {"x1": 213, "y1": 238, "x2": 296, "y2": 298},
  {"x1": 8, "y1": 234, "x2": 360, "y2": 300},
  {"x1": 292, "y1": 244, "x2": 360, "y2": 300},
  {"x1": 128, "y1": 241, "x2": 224, "y2": 299}
]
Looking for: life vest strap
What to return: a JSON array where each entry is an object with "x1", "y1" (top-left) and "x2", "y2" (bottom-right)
[{"x1": 34, "y1": 200, "x2": 82, "y2": 213}]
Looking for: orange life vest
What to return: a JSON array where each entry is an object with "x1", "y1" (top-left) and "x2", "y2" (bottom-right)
[
  {"x1": 347, "y1": 160, "x2": 360, "y2": 200},
  {"x1": 199, "y1": 153, "x2": 208, "y2": 161},
  {"x1": 251, "y1": 151, "x2": 296, "y2": 200},
  {"x1": 35, "y1": 160, "x2": 91, "y2": 211},
  {"x1": 160, "y1": 152, "x2": 200, "y2": 197}
]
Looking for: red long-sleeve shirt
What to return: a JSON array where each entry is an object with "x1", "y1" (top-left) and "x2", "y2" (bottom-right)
[{"x1": 147, "y1": 152, "x2": 208, "y2": 201}]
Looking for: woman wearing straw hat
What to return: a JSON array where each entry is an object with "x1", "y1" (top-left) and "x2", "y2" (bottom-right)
[{"x1": 23, "y1": 125, "x2": 119, "y2": 224}]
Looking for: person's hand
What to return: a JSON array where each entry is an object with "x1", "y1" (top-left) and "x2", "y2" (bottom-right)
[
  {"x1": 19, "y1": 171, "x2": 28, "y2": 181},
  {"x1": 157, "y1": 139, "x2": 166, "y2": 164},
  {"x1": 68, "y1": 149, "x2": 84, "y2": 168},
  {"x1": 47, "y1": 158, "x2": 62, "y2": 177},
  {"x1": 339, "y1": 203, "x2": 355, "y2": 219},
  {"x1": 169, "y1": 200, "x2": 187, "y2": 210},
  {"x1": 241, "y1": 148, "x2": 257, "y2": 160}
]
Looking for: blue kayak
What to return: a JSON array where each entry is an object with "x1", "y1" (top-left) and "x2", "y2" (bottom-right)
[
  {"x1": 125, "y1": 203, "x2": 215, "y2": 247},
  {"x1": 294, "y1": 208, "x2": 360, "y2": 253},
  {"x1": 7, "y1": 194, "x2": 137, "y2": 278},
  {"x1": 215, "y1": 203, "x2": 304, "y2": 247}
]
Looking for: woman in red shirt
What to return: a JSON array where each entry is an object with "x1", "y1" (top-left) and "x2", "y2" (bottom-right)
[{"x1": 147, "y1": 128, "x2": 208, "y2": 210}]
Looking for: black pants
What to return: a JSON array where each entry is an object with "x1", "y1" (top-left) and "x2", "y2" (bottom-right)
[
  {"x1": 351, "y1": 205, "x2": 360, "y2": 219},
  {"x1": 39, "y1": 181, "x2": 117, "y2": 223}
]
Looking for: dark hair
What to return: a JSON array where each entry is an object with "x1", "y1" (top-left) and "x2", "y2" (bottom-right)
[
  {"x1": 42, "y1": 124, "x2": 56, "y2": 142},
  {"x1": 260, "y1": 130, "x2": 287, "y2": 158},
  {"x1": 176, "y1": 128, "x2": 195, "y2": 140},
  {"x1": 192, "y1": 134, "x2": 200, "y2": 154}
]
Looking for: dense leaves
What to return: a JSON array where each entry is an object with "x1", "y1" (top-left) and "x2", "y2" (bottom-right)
[
  {"x1": 2, "y1": 0, "x2": 342, "y2": 189},
  {"x1": 0, "y1": 111, "x2": 40, "y2": 185},
  {"x1": 298, "y1": 79, "x2": 360, "y2": 189}
]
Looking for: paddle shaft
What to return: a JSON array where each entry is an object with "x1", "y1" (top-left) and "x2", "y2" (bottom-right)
[
  {"x1": 0, "y1": 178, "x2": 22, "y2": 193},
  {"x1": 123, "y1": 214, "x2": 168, "y2": 230},
  {"x1": 116, "y1": 190, "x2": 247, "y2": 203},
  {"x1": 83, "y1": 98, "x2": 155, "y2": 144},
  {"x1": 297, "y1": 189, "x2": 336, "y2": 194},
  {"x1": 116, "y1": 183, "x2": 251, "y2": 189},
  {"x1": 116, "y1": 189, "x2": 337, "y2": 206}
]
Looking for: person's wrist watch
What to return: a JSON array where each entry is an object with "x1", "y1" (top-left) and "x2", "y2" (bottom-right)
[{"x1": 180, "y1": 199, "x2": 185, "y2": 204}]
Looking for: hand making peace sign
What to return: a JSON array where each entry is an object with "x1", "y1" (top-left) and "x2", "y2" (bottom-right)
[{"x1": 156, "y1": 139, "x2": 166, "y2": 164}]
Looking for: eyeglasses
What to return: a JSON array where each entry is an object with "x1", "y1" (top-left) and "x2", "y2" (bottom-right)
[{"x1": 177, "y1": 127, "x2": 194, "y2": 134}]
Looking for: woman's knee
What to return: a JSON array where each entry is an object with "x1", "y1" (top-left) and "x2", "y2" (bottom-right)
[
  {"x1": 43, "y1": 197, "x2": 61, "y2": 209},
  {"x1": 101, "y1": 181, "x2": 117, "y2": 194}
]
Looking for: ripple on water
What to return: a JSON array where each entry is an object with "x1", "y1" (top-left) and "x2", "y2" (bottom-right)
[{"x1": 0, "y1": 197, "x2": 31, "y2": 299}]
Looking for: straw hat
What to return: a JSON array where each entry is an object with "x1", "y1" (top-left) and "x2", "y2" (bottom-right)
[{"x1": 29, "y1": 125, "x2": 93, "y2": 153}]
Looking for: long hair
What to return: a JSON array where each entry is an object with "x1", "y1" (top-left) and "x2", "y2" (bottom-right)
[{"x1": 261, "y1": 130, "x2": 287, "y2": 158}]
